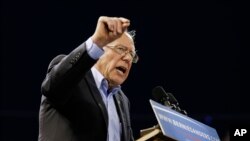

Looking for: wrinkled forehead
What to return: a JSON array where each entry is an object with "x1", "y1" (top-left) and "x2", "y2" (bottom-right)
[{"x1": 108, "y1": 33, "x2": 135, "y2": 51}]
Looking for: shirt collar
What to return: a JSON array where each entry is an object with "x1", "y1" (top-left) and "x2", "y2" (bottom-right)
[{"x1": 91, "y1": 67, "x2": 121, "y2": 95}]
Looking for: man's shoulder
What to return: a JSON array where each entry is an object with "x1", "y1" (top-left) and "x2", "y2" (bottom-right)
[
  {"x1": 50, "y1": 55, "x2": 66, "y2": 65},
  {"x1": 46, "y1": 54, "x2": 66, "y2": 71}
]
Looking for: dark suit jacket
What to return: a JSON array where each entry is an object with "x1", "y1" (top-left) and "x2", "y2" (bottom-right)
[{"x1": 39, "y1": 42, "x2": 134, "y2": 141}]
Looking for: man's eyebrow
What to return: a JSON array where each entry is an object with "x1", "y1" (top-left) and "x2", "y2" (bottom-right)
[
  {"x1": 109, "y1": 44, "x2": 136, "y2": 52},
  {"x1": 113, "y1": 44, "x2": 127, "y2": 47}
]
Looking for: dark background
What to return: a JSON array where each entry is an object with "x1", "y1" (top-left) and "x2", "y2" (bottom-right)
[{"x1": 0, "y1": 0, "x2": 244, "y2": 140}]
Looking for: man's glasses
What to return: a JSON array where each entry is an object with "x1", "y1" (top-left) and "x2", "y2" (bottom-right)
[{"x1": 106, "y1": 45, "x2": 139, "y2": 63}]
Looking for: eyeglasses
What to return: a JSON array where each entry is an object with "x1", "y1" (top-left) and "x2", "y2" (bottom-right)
[{"x1": 106, "y1": 45, "x2": 139, "y2": 63}]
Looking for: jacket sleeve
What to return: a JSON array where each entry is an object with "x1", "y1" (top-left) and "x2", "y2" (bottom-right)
[{"x1": 41, "y1": 42, "x2": 97, "y2": 106}]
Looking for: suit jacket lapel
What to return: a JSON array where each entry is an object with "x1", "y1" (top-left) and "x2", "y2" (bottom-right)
[
  {"x1": 114, "y1": 92, "x2": 128, "y2": 141},
  {"x1": 85, "y1": 70, "x2": 108, "y2": 128}
]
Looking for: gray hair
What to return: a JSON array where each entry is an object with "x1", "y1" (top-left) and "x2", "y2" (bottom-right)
[{"x1": 127, "y1": 30, "x2": 136, "y2": 40}]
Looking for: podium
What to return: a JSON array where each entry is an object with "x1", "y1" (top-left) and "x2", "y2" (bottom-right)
[
  {"x1": 136, "y1": 100, "x2": 221, "y2": 141},
  {"x1": 137, "y1": 124, "x2": 175, "y2": 141}
]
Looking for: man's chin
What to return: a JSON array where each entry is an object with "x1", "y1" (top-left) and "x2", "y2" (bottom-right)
[{"x1": 109, "y1": 79, "x2": 125, "y2": 87}]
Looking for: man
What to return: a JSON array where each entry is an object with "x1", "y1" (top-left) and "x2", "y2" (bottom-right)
[{"x1": 38, "y1": 16, "x2": 138, "y2": 141}]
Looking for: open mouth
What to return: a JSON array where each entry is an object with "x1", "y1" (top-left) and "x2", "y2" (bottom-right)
[{"x1": 116, "y1": 66, "x2": 127, "y2": 74}]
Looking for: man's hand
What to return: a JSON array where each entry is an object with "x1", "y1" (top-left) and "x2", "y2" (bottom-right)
[{"x1": 91, "y1": 16, "x2": 130, "y2": 47}]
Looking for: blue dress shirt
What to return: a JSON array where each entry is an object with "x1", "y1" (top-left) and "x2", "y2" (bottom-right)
[{"x1": 86, "y1": 38, "x2": 121, "y2": 141}]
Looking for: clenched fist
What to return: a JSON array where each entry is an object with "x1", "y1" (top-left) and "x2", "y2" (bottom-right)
[{"x1": 91, "y1": 16, "x2": 130, "y2": 48}]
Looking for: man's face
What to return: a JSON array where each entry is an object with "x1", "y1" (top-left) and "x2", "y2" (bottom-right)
[{"x1": 94, "y1": 33, "x2": 135, "y2": 88}]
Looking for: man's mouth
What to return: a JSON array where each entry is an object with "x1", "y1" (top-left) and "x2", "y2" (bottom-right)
[{"x1": 116, "y1": 66, "x2": 127, "y2": 74}]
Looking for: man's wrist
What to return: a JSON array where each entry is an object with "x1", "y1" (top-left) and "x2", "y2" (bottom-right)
[{"x1": 86, "y1": 38, "x2": 104, "y2": 60}]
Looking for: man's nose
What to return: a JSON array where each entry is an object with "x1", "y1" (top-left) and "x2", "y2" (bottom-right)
[{"x1": 122, "y1": 52, "x2": 133, "y2": 63}]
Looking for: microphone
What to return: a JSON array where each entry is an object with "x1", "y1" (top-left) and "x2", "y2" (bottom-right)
[
  {"x1": 167, "y1": 92, "x2": 188, "y2": 115},
  {"x1": 152, "y1": 86, "x2": 188, "y2": 116},
  {"x1": 152, "y1": 86, "x2": 171, "y2": 107}
]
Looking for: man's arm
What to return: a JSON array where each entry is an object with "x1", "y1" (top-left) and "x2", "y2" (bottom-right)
[
  {"x1": 41, "y1": 42, "x2": 97, "y2": 106},
  {"x1": 41, "y1": 16, "x2": 130, "y2": 106}
]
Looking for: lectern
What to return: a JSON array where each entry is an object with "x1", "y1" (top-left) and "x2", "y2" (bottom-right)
[{"x1": 136, "y1": 100, "x2": 221, "y2": 141}]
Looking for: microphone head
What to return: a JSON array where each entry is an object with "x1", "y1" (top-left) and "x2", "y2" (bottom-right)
[{"x1": 152, "y1": 86, "x2": 170, "y2": 105}]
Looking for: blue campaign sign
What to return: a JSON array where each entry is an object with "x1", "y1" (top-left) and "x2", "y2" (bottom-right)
[{"x1": 150, "y1": 100, "x2": 221, "y2": 141}]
